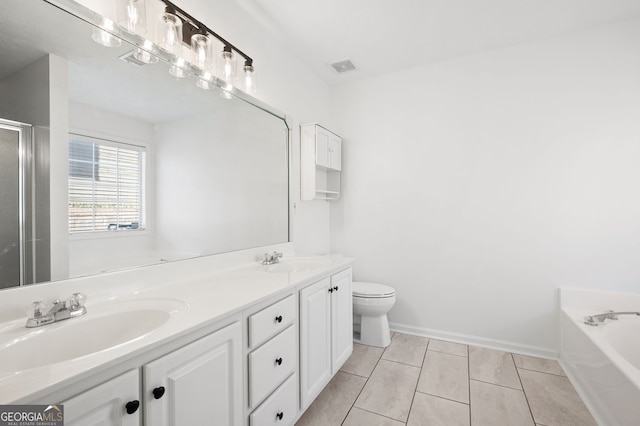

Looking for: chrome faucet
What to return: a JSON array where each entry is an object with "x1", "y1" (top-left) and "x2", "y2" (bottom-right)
[
  {"x1": 584, "y1": 310, "x2": 640, "y2": 326},
  {"x1": 262, "y1": 251, "x2": 283, "y2": 265},
  {"x1": 26, "y1": 293, "x2": 87, "y2": 328}
]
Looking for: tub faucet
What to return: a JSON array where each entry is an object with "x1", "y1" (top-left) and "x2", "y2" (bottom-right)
[
  {"x1": 262, "y1": 252, "x2": 283, "y2": 265},
  {"x1": 584, "y1": 310, "x2": 640, "y2": 326},
  {"x1": 26, "y1": 293, "x2": 87, "y2": 328}
]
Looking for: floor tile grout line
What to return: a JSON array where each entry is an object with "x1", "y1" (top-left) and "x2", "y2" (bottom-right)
[
  {"x1": 516, "y1": 365, "x2": 567, "y2": 378},
  {"x1": 404, "y1": 337, "x2": 430, "y2": 425},
  {"x1": 468, "y1": 377, "x2": 524, "y2": 392},
  {"x1": 414, "y1": 389, "x2": 470, "y2": 406},
  {"x1": 353, "y1": 406, "x2": 409, "y2": 424},
  {"x1": 341, "y1": 341, "x2": 388, "y2": 425},
  {"x1": 426, "y1": 348, "x2": 468, "y2": 358},
  {"x1": 512, "y1": 352, "x2": 537, "y2": 425},
  {"x1": 380, "y1": 358, "x2": 425, "y2": 368}
]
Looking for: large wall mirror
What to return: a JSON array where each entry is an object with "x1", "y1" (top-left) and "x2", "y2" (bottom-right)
[{"x1": 0, "y1": 0, "x2": 290, "y2": 289}]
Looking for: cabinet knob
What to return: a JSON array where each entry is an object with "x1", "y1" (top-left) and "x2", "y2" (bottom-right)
[
  {"x1": 328, "y1": 287, "x2": 333, "y2": 293},
  {"x1": 125, "y1": 400, "x2": 140, "y2": 415},
  {"x1": 152, "y1": 386, "x2": 165, "y2": 399},
  {"x1": 275, "y1": 315, "x2": 283, "y2": 323},
  {"x1": 334, "y1": 286, "x2": 339, "y2": 292},
  {"x1": 276, "y1": 412, "x2": 284, "y2": 421},
  {"x1": 275, "y1": 357, "x2": 283, "y2": 366}
]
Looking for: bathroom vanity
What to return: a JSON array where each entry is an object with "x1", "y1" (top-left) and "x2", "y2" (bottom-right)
[
  {"x1": 0, "y1": 2, "x2": 352, "y2": 424},
  {"x1": 0, "y1": 250, "x2": 353, "y2": 425}
]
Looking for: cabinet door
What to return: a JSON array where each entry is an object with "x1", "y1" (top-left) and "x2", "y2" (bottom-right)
[
  {"x1": 62, "y1": 369, "x2": 140, "y2": 426},
  {"x1": 315, "y1": 128, "x2": 331, "y2": 169},
  {"x1": 144, "y1": 322, "x2": 242, "y2": 426},
  {"x1": 299, "y1": 277, "x2": 332, "y2": 410},
  {"x1": 331, "y1": 269, "x2": 353, "y2": 372},
  {"x1": 328, "y1": 135, "x2": 342, "y2": 171}
]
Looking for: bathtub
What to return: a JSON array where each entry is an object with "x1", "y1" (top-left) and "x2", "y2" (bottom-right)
[{"x1": 560, "y1": 288, "x2": 640, "y2": 426}]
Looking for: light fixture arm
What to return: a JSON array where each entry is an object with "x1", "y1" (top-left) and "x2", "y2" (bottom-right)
[{"x1": 159, "y1": 0, "x2": 253, "y2": 67}]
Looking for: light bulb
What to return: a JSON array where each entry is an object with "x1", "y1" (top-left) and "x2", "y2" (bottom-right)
[
  {"x1": 191, "y1": 33, "x2": 211, "y2": 70},
  {"x1": 160, "y1": 11, "x2": 182, "y2": 55},
  {"x1": 220, "y1": 46, "x2": 236, "y2": 83},
  {"x1": 92, "y1": 19, "x2": 122, "y2": 47},
  {"x1": 118, "y1": 0, "x2": 147, "y2": 34},
  {"x1": 242, "y1": 63, "x2": 256, "y2": 95}
]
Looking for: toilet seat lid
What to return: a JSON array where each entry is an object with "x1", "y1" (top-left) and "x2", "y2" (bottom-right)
[{"x1": 352, "y1": 281, "x2": 395, "y2": 298}]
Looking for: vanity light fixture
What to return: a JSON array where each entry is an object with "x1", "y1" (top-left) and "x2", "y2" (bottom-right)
[
  {"x1": 93, "y1": 0, "x2": 257, "y2": 95},
  {"x1": 157, "y1": 0, "x2": 256, "y2": 94}
]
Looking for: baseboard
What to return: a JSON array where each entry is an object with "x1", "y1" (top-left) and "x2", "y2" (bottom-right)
[{"x1": 389, "y1": 322, "x2": 559, "y2": 359}]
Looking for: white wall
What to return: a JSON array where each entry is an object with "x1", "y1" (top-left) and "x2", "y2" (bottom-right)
[{"x1": 330, "y1": 19, "x2": 640, "y2": 355}]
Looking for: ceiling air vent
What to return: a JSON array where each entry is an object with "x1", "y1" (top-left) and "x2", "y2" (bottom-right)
[{"x1": 331, "y1": 59, "x2": 356, "y2": 73}]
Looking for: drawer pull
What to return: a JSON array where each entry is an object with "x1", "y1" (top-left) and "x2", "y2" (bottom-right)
[
  {"x1": 125, "y1": 400, "x2": 140, "y2": 415},
  {"x1": 275, "y1": 357, "x2": 283, "y2": 366},
  {"x1": 152, "y1": 386, "x2": 165, "y2": 399},
  {"x1": 276, "y1": 412, "x2": 284, "y2": 421},
  {"x1": 275, "y1": 315, "x2": 283, "y2": 323}
]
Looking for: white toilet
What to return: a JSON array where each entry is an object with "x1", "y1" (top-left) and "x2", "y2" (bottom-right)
[{"x1": 352, "y1": 282, "x2": 396, "y2": 347}]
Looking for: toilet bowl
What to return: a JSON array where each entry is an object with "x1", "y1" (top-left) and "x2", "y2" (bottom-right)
[{"x1": 352, "y1": 282, "x2": 396, "y2": 347}]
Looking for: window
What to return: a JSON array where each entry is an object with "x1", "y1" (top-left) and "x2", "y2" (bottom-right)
[{"x1": 68, "y1": 134, "x2": 146, "y2": 234}]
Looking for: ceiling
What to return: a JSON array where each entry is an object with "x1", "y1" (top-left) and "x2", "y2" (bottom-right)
[{"x1": 237, "y1": 0, "x2": 640, "y2": 85}]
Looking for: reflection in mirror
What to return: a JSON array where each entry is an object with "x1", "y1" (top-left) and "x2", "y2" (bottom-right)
[{"x1": 0, "y1": 0, "x2": 290, "y2": 289}]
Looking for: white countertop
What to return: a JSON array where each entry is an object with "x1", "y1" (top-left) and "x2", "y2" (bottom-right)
[{"x1": 0, "y1": 251, "x2": 353, "y2": 403}]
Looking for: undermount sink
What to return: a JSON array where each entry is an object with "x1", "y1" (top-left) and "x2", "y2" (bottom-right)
[
  {"x1": 266, "y1": 257, "x2": 331, "y2": 273},
  {"x1": 0, "y1": 298, "x2": 186, "y2": 373}
]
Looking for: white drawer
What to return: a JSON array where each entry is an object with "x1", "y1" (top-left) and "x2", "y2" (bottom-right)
[
  {"x1": 250, "y1": 374, "x2": 297, "y2": 426},
  {"x1": 249, "y1": 325, "x2": 296, "y2": 407},
  {"x1": 249, "y1": 294, "x2": 295, "y2": 348}
]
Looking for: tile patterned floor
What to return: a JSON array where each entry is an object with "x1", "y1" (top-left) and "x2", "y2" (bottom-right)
[{"x1": 296, "y1": 333, "x2": 597, "y2": 426}]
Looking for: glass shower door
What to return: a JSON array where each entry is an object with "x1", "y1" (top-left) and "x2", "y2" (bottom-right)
[{"x1": 0, "y1": 119, "x2": 32, "y2": 289}]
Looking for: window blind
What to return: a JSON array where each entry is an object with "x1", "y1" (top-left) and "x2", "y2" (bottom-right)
[{"x1": 68, "y1": 136, "x2": 146, "y2": 233}]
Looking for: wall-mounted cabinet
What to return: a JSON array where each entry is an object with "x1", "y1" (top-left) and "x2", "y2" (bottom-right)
[{"x1": 301, "y1": 124, "x2": 342, "y2": 201}]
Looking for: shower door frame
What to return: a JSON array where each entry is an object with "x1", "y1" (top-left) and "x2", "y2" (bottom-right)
[{"x1": 0, "y1": 118, "x2": 34, "y2": 287}]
